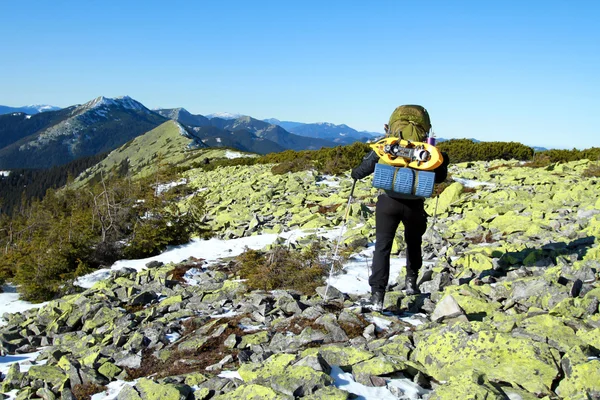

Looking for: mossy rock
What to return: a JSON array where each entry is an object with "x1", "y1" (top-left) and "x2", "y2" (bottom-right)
[
  {"x1": 212, "y1": 384, "x2": 288, "y2": 399},
  {"x1": 302, "y1": 345, "x2": 374, "y2": 367},
  {"x1": 134, "y1": 378, "x2": 191, "y2": 400},
  {"x1": 429, "y1": 371, "x2": 506, "y2": 400},
  {"x1": 555, "y1": 360, "x2": 600, "y2": 398},
  {"x1": 414, "y1": 324, "x2": 559, "y2": 394}
]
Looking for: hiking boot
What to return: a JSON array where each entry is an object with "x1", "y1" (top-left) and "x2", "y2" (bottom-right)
[
  {"x1": 370, "y1": 291, "x2": 385, "y2": 311},
  {"x1": 405, "y1": 274, "x2": 421, "y2": 295}
]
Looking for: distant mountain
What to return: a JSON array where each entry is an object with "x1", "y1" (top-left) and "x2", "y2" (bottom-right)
[
  {"x1": 155, "y1": 108, "x2": 210, "y2": 127},
  {"x1": 262, "y1": 118, "x2": 305, "y2": 131},
  {"x1": 73, "y1": 120, "x2": 208, "y2": 186},
  {"x1": 0, "y1": 96, "x2": 167, "y2": 169},
  {"x1": 263, "y1": 119, "x2": 380, "y2": 144},
  {"x1": 206, "y1": 112, "x2": 245, "y2": 120},
  {"x1": 191, "y1": 126, "x2": 286, "y2": 155},
  {"x1": 0, "y1": 104, "x2": 61, "y2": 115},
  {"x1": 210, "y1": 116, "x2": 338, "y2": 151}
]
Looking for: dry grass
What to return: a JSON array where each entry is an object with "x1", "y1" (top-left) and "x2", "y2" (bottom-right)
[
  {"x1": 72, "y1": 384, "x2": 108, "y2": 400},
  {"x1": 583, "y1": 164, "x2": 600, "y2": 178},
  {"x1": 274, "y1": 317, "x2": 327, "y2": 335},
  {"x1": 168, "y1": 263, "x2": 197, "y2": 283},
  {"x1": 306, "y1": 203, "x2": 343, "y2": 214},
  {"x1": 126, "y1": 315, "x2": 248, "y2": 380}
]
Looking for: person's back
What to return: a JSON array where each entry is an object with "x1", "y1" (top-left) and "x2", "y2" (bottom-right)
[{"x1": 351, "y1": 105, "x2": 449, "y2": 310}]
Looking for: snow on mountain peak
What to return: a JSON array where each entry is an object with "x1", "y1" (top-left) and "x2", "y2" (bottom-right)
[
  {"x1": 80, "y1": 96, "x2": 148, "y2": 114},
  {"x1": 206, "y1": 112, "x2": 244, "y2": 120}
]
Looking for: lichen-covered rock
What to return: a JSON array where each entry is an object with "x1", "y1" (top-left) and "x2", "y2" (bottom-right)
[
  {"x1": 237, "y1": 353, "x2": 333, "y2": 397},
  {"x1": 428, "y1": 371, "x2": 506, "y2": 400},
  {"x1": 134, "y1": 378, "x2": 191, "y2": 400},
  {"x1": 212, "y1": 384, "x2": 289, "y2": 400},
  {"x1": 375, "y1": 335, "x2": 412, "y2": 361},
  {"x1": 302, "y1": 386, "x2": 349, "y2": 399},
  {"x1": 351, "y1": 357, "x2": 403, "y2": 386},
  {"x1": 413, "y1": 323, "x2": 559, "y2": 394},
  {"x1": 26, "y1": 365, "x2": 68, "y2": 391},
  {"x1": 515, "y1": 314, "x2": 584, "y2": 352},
  {"x1": 555, "y1": 360, "x2": 600, "y2": 398},
  {"x1": 302, "y1": 345, "x2": 374, "y2": 367}
]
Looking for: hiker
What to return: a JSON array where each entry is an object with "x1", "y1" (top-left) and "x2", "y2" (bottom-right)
[{"x1": 351, "y1": 105, "x2": 449, "y2": 310}]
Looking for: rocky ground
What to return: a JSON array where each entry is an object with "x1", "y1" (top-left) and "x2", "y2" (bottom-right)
[{"x1": 1, "y1": 159, "x2": 600, "y2": 399}]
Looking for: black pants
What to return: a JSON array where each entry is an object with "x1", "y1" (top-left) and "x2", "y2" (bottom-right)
[{"x1": 369, "y1": 194, "x2": 428, "y2": 293}]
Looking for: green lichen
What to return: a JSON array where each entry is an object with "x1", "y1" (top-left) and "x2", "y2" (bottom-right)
[
  {"x1": 414, "y1": 324, "x2": 559, "y2": 394},
  {"x1": 555, "y1": 360, "x2": 600, "y2": 398}
]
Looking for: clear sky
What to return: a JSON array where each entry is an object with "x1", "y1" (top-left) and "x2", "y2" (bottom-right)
[{"x1": 1, "y1": 0, "x2": 598, "y2": 149}]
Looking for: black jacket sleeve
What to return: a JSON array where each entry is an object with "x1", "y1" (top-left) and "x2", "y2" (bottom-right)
[
  {"x1": 434, "y1": 151, "x2": 450, "y2": 183},
  {"x1": 351, "y1": 150, "x2": 379, "y2": 180}
]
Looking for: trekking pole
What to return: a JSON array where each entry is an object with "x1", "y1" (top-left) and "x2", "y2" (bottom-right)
[
  {"x1": 428, "y1": 195, "x2": 440, "y2": 257},
  {"x1": 323, "y1": 179, "x2": 357, "y2": 301}
]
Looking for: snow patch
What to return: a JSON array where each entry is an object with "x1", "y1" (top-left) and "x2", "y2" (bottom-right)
[
  {"x1": 0, "y1": 171, "x2": 10, "y2": 177},
  {"x1": 330, "y1": 365, "x2": 430, "y2": 399},
  {"x1": 155, "y1": 178, "x2": 187, "y2": 196},
  {"x1": 206, "y1": 112, "x2": 243, "y2": 120},
  {"x1": 225, "y1": 150, "x2": 255, "y2": 159},
  {"x1": 452, "y1": 177, "x2": 495, "y2": 188},
  {"x1": 0, "y1": 285, "x2": 46, "y2": 327}
]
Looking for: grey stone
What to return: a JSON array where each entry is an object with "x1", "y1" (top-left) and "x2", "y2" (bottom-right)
[{"x1": 431, "y1": 295, "x2": 465, "y2": 322}]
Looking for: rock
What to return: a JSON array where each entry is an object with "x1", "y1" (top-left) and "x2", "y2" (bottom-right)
[
  {"x1": 351, "y1": 357, "x2": 403, "y2": 386},
  {"x1": 555, "y1": 360, "x2": 600, "y2": 398},
  {"x1": 237, "y1": 354, "x2": 332, "y2": 397},
  {"x1": 293, "y1": 354, "x2": 331, "y2": 375},
  {"x1": 302, "y1": 345, "x2": 374, "y2": 368},
  {"x1": 212, "y1": 384, "x2": 289, "y2": 400},
  {"x1": 414, "y1": 323, "x2": 560, "y2": 395},
  {"x1": 134, "y1": 378, "x2": 191, "y2": 400},
  {"x1": 26, "y1": 365, "x2": 68, "y2": 392},
  {"x1": 302, "y1": 386, "x2": 349, "y2": 399},
  {"x1": 430, "y1": 295, "x2": 466, "y2": 322},
  {"x1": 428, "y1": 371, "x2": 507, "y2": 400}
]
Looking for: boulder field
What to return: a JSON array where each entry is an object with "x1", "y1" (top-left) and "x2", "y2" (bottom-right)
[{"x1": 1, "y1": 159, "x2": 599, "y2": 399}]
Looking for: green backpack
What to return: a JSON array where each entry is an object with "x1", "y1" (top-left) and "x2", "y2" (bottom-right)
[{"x1": 387, "y1": 105, "x2": 431, "y2": 142}]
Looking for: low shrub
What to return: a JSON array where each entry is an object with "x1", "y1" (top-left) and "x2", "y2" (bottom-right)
[
  {"x1": 271, "y1": 157, "x2": 314, "y2": 175},
  {"x1": 234, "y1": 242, "x2": 330, "y2": 294},
  {"x1": 583, "y1": 163, "x2": 600, "y2": 178}
]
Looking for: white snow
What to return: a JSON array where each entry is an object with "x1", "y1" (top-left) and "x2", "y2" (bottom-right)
[
  {"x1": 225, "y1": 150, "x2": 256, "y2": 159},
  {"x1": 0, "y1": 286, "x2": 46, "y2": 327},
  {"x1": 25, "y1": 115, "x2": 31, "y2": 119},
  {"x1": 165, "y1": 332, "x2": 181, "y2": 343},
  {"x1": 326, "y1": 245, "x2": 415, "y2": 296},
  {"x1": 0, "y1": 350, "x2": 43, "y2": 376},
  {"x1": 91, "y1": 380, "x2": 138, "y2": 400},
  {"x1": 155, "y1": 178, "x2": 187, "y2": 196},
  {"x1": 216, "y1": 137, "x2": 222, "y2": 143},
  {"x1": 218, "y1": 370, "x2": 242, "y2": 380},
  {"x1": 206, "y1": 112, "x2": 243, "y2": 120},
  {"x1": 316, "y1": 175, "x2": 340, "y2": 187},
  {"x1": 330, "y1": 365, "x2": 430, "y2": 399},
  {"x1": 74, "y1": 228, "x2": 336, "y2": 289},
  {"x1": 0, "y1": 171, "x2": 10, "y2": 177},
  {"x1": 175, "y1": 121, "x2": 190, "y2": 138},
  {"x1": 452, "y1": 176, "x2": 495, "y2": 188}
]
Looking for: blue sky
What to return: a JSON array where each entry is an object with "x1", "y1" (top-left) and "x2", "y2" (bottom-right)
[{"x1": 1, "y1": 0, "x2": 598, "y2": 149}]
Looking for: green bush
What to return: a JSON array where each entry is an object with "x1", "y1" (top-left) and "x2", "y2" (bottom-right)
[
  {"x1": 437, "y1": 139, "x2": 534, "y2": 163},
  {"x1": 531, "y1": 147, "x2": 600, "y2": 164},
  {"x1": 0, "y1": 174, "x2": 211, "y2": 301},
  {"x1": 196, "y1": 142, "x2": 372, "y2": 176},
  {"x1": 235, "y1": 242, "x2": 329, "y2": 294}
]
